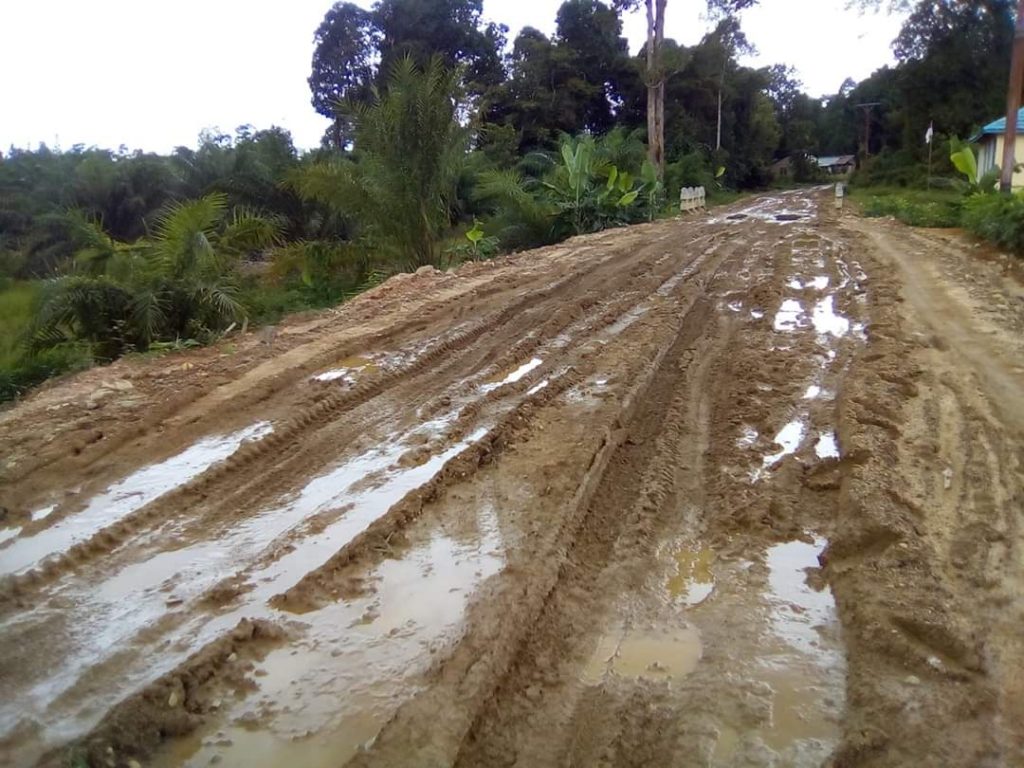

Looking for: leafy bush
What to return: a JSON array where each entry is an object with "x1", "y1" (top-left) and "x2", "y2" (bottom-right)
[{"x1": 962, "y1": 193, "x2": 1024, "y2": 254}]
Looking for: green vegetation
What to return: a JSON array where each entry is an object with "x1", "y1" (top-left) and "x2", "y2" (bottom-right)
[
  {"x1": 962, "y1": 194, "x2": 1024, "y2": 254},
  {"x1": 0, "y1": 281, "x2": 91, "y2": 401},
  {"x1": 853, "y1": 187, "x2": 965, "y2": 228},
  {"x1": 1, "y1": 0, "x2": 1020, "y2": 402}
]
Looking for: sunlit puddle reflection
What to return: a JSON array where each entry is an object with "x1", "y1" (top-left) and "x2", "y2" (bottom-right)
[
  {"x1": 582, "y1": 626, "x2": 702, "y2": 685},
  {"x1": 773, "y1": 300, "x2": 805, "y2": 332},
  {"x1": 751, "y1": 420, "x2": 805, "y2": 481},
  {"x1": 766, "y1": 537, "x2": 837, "y2": 664},
  {"x1": 154, "y1": 506, "x2": 504, "y2": 768},
  {"x1": 0, "y1": 422, "x2": 274, "y2": 576},
  {"x1": 480, "y1": 357, "x2": 543, "y2": 393}
]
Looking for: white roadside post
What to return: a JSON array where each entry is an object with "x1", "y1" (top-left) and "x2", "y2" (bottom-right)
[{"x1": 835, "y1": 182, "x2": 844, "y2": 213}]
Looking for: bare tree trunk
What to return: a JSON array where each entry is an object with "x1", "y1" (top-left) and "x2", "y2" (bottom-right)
[
  {"x1": 645, "y1": 0, "x2": 667, "y2": 179},
  {"x1": 1000, "y1": 0, "x2": 1024, "y2": 194}
]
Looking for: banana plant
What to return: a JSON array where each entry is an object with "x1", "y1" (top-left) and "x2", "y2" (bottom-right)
[{"x1": 950, "y1": 138, "x2": 999, "y2": 194}]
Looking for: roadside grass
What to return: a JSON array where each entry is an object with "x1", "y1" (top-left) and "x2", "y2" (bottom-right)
[{"x1": 849, "y1": 186, "x2": 964, "y2": 228}]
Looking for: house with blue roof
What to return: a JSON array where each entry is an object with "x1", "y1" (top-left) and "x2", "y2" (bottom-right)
[{"x1": 973, "y1": 107, "x2": 1024, "y2": 188}]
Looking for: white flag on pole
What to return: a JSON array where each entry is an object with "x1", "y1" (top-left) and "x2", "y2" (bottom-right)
[{"x1": 925, "y1": 122, "x2": 934, "y2": 145}]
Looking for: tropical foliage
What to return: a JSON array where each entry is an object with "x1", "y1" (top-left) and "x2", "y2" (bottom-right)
[{"x1": 31, "y1": 194, "x2": 276, "y2": 359}]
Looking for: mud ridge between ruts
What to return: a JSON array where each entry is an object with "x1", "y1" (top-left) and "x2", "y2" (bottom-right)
[
  {"x1": 343, "y1": 244, "x2": 733, "y2": 768},
  {"x1": 0, "y1": 227, "x2": 725, "y2": 607},
  {"x1": 36, "y1": 234, "x2": 733, "y2": 765},
  {"x1": 34, "y1": 618, "x2": 287, "y2": 768}
]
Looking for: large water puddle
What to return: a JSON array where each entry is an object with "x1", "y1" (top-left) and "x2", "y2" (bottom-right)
[
  {"x1": 155, "y1": 505, "x2": 504, "y2": 768},
  {"x1": 710, "y1": 192, "x2": 818, "y2": 225},
  {"x1": 0, "y1": 422, "x2": 273, "y2": 576},
  {"x1": 706, "y1": 538, "x2": 842, "y2": 764}
]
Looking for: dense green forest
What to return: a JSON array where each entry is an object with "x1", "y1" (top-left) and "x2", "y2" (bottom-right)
[{"x1": 0, "y1": 0, "x2": 1016, "y2": 401}]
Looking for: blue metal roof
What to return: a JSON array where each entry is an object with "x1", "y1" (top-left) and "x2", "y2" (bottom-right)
[{"x1": 979, "y1": 107, "x2": 1024, "y2": 136}]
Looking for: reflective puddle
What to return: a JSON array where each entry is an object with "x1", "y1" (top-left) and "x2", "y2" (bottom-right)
[
  {"x1": 666, "y1": 545, "x2": 716, "y2": 607},
  {"x1": 0, "y1": 527, "x2": 21, "y2": 546},
  {"x1": 0, "y1": 422, "x2": 273, "y2": 576},
  {"x1": 766, "y1": 538, "x2": 836, "y2": 662},
  {"x1": 814, "y1": 432, "x2": 839, "y2": 460},
  {"x1": 3, "y1": 417, "x2": 493, "y2": 760},
  {"x1": 480, "y1": 358, "x2": 543, "y2": 393},
  {"x1": 773, "y1": 300, "x2": 805, "y2": 332},
  {"x1": 763, "y1": 420, "x2": 805, "y2": 467},
  {"x1": 811, "y1": 296, "x2": 850, "y2": 338}
]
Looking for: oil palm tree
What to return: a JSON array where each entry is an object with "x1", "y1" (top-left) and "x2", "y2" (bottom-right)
[
  {"x1": 32, "y1": 193, "x2": 280, "y2": 357},
  {"x1": 289, "y1": 56, "x2": 467, "y2": 269}
]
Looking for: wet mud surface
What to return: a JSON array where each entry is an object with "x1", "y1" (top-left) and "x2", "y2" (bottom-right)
[{"x1": 1, "y1": 189, "x2": 1022, "y2": 767}]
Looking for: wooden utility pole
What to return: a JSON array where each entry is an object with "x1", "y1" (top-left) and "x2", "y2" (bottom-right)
[{"x1": 1000, "y1": 0, "x2": 1024, "y2": 194}]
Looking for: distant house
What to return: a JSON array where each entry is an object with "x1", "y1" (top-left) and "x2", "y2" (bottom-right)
[
  {"x1": 816, "y1": 155, "x2": 856, "y2": 175},
  {"x1": 973, "y1": 107, "x2": 1024, "y2": 188},
  {"x1": 770, "y1": 156, "x2": 794, "y2": 178}
]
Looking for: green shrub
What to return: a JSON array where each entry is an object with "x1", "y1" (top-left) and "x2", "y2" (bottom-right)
[
  {"x1": 861, "y1": 194, "x2": 963, "y2": 228},
  {"x1": 962, "y1": 193, "x2": 1024, "y2": 254}
]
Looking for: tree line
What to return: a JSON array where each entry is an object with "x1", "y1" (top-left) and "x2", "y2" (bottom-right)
[{"x1": 0, "y1": 0, "x2": 1014, "y2": 400}]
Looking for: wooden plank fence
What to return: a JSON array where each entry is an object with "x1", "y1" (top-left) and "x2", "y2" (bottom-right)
[{"x1": 679, "y1": 186, "x2": 707, "y2": 213}]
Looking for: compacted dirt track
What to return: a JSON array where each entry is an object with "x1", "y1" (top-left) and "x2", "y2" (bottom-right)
[{"x1": 1, "y1": 188, "x2": 1021, "y2": 767}]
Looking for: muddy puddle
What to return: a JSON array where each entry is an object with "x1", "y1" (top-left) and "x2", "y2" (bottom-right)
[
  {"x1": 666, "y1": 544, "x2": 716, "y2": 607},
  {"x1": 582, "y1": 532, "x2": 844, "y2": 765},
  {"x1": 711, "y1": 191, "x2": 819, "y2": 226},
  {"x1": 582, "y1": 625, "x2": 703, "y2": 685},
  {"x1": 312, "y1": 354, "x2": 382, "y2": 383},
  {"x1": 154, "y1": 505, "x2": 504, "y2": 768},
  {"x1": 0, "y1": 422, "x2": 273, "y2": 576}
]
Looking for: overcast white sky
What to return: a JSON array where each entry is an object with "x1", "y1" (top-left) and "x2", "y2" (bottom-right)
[{"x1": 0, "y1": 0, "x2": 906, "y2": 153}]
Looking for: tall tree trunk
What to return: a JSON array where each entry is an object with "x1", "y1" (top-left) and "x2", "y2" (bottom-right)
[
  {"x1": 1000, "y1": 0, "x2": 1024, "y2": 194},
  {"x1": 645, "y1": 0, "x2": 667, "y2": 179}
]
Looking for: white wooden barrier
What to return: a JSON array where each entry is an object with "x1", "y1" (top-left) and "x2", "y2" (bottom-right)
[{"x1": 679, "y1": 186, "x2": 707, "y2": 213}]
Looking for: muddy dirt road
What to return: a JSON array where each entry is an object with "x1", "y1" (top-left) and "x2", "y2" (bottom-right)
[{"x1": 1, "y1": 188, "x2": 1022, "y2": 767}]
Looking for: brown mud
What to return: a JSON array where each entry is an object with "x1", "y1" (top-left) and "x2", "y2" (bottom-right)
[{"x1": 0, "y1": 188, "x2": 1021, "y2": 767}]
